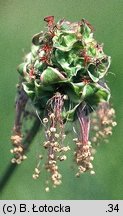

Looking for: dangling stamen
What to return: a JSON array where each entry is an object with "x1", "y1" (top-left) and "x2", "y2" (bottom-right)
[
  {"x1": 77, "y1": 103, "x2": 90, "y2": 145},
  {"x1": 11, "y1": 85, "x2": 28, "y2": 164},
  {"x1": 91, "y1": 102, "x2": 117, "y2": 144},
  {"x1": 43, "y1": 92, "x2": 70, "y2": 187},
  {"x1": 75, "y1": 103, "x2": 94, "y2": 176}
]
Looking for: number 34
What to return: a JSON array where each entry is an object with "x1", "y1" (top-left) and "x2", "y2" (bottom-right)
[{"x1": 107, "y1": 204, "x2": 119, "y2": 212}]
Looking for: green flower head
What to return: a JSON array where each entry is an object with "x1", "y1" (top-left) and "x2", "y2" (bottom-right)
[{"x1": 11, "y1": 16, "x2": 116, "y2": 190}]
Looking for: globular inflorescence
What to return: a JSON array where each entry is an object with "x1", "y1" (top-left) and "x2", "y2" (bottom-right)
[{"x1": 11, "y1": 16, "x2": 116, "y2": 191}]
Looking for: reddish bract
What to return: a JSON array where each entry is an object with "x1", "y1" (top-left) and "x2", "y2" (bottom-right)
[
  {"x1": 83, "y1": 79, "x2": 90, "y2": 84},
  {"x1": 49, "y1": 31, "x2": 56, "y2": 38},
  {"x1": 81, "y1": 50, "x2": 91, "y2": 66},
  {"x1": 44, "y1": 16, "x2": 54, "y2": 27},
  {"x1": 40, "y1": 56, "x2": 49, "y2": 64},
  {"x1": 29, "y1": 68, "x2": 35, "y2": 79},
  {"x1": 84, "y1": 55, "x2": 91, "y2": 66},
  {"x1": 42, "y1": 44, "x2": 52, "y2": 52},
  {"x1": 82, "y1": 19, "x2": 94, "y2": 32}
]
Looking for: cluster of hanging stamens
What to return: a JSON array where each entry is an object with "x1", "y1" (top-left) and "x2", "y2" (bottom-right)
[
  {"x1": 44, "y1": 92, "x2": 70, "y2": 187},
  {"x1": 10, "y1": 127, "x2": 27, "y2": 164},
  {"x1": 74, "y1": 139, "x2": 95, "y2": 176},
  {"x1": 73, "y1": 102, "x2": 116, "y2": 177},
  {"x1": 32, "y1": 92, "x2": 70, "y2": 188},
  {"x1": 10, "y1": 89, "x2": 116, "y2": 189},
  {"x1": 91, "y1": 102, "x2": 117, "y2": 145},
  {"x1": 10, "y1": 87, "x2": 27, "y2": 164},
  {"x1": 73, "y1": 103, "x2": 95, "y2": 177}
]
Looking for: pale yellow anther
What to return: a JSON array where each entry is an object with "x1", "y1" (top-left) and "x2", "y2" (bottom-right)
[
  {"x1": 59, "y1": 155, "x2": 67, "y2": 161},
  {"x1": 55, "y1": 133, "x2": 60, "y2": 138},
  {"x1": 23, "y1": 155, "x2": 27, "y2": 160},
  {"x1": 49, "y1": 113, "x2": 55, "y2": 119},
  {"x1": 35, "y1": 168, "x2": 40, "y2": 174},
  {"x1": 73, "y1": 138, "x2": 78, "y2": 142},
  {"x1": 63, "y1": 95, "x2": 68, "y2": 100},
  {"x1": 10, "y1": 149, "x2": 14, "y2": 154},
  {"x1": 16, "y1": 159, "x2": 22, "y2": 164},
  {"x1": 32, "y1": 174, "x2": 37, "y2": 180},
  {"x1": 18, "y1": 146, "x2": 23, "y2": 152},
  {"x1": 43, "y1": 118, "x2": 48, "y2": 123},
  {"x1": 50, "y1": 127, "x2": 56, "y2": 132},
  {"x1": 90, "y1": 170, "x2": 95, "y2": 175},
  {"x1": 62, "y1": 134, "x2": 66, "y2": 139},
  {"x1": 11, "y1": 158, "x2": 16, "y2": 163},
  {"x1": 88, "y1": 163, "x2": 93, "y2": 169},
  {"x1": 112, "y1": 121, "x2": 117, "y2": 127},
  {"x1": 45, "y1": 187, "x2": 50, "y2": 192}
]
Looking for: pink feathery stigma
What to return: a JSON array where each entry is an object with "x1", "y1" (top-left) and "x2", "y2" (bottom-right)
[{"x1": 77, "y1": 104, "x2": 90, "y2": 145}]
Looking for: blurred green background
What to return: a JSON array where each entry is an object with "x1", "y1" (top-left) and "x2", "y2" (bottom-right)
[{"x1": 0, "y1": 0, "x2": 123, "y2": 200}]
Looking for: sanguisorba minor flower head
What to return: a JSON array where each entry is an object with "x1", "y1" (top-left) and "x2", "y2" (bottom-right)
[{"x1": 11, "y1": 16, "x2": 116, "y2": 189}]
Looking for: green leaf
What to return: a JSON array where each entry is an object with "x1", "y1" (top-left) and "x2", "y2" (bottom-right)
[
  {"x1": 55, "y1": 49, "x2": 83, "y2": 78},
  {"x1": 83, "y1": 23, "x2": 91, "y2": 38},
  {"x1": 95, "y1": 84, "x2": 110, "y2": 102},
  {"x1": 25, "y1": 52, "x2": 35, "y2": 64},
  {"x1": 40, "y1": 66, "x2": 66, "y2": 85},
  {"x1": 87, "y1": 64, "x2": 99, "y2": 82},
  {"x1": 82, "y1": 84, "x2": 96, "y2": 98},
  {"x1": 22, "y1": 82, "x2": 35, "y2": 99},
  {"x1": 87, "y1": 46, "x2": 96, "y2": 57},
  {"x1": 53, "y1": 32, "x2": 77, "y2": 51},
  {"x1": 59, "y1": 20, "x2": 81, "y2": 34},
  {"x1": 85, "y1": 83, "x2": 110, "y2": 107},
  {"x1": 59, "y1": 21, "x2": 74, "y2": 32},
  {"x1": 34, "y1": 79, "x2": 54, "y2": 95},
  {"x1": 97, "y1": 56, "x2": 111, "y2": 79},
  {"x1": 17, "y1": 63, "x2": 26, "y2": 76},
  {"x1": 33, "y1": 80, "x2": 54, "y2": 105},
  {"x1": 63, "y1": 103, "x2": 79, "y2": 121},
  {"x1": 60, "y1": 81, "x2": 85, "y2": 103},
  {"x1": 32, "y1": 32, "x2": 43, "y2": 45},
  {"x1": 34, "y1": 60, "x2": 46, "y2": 73},
  {"x1": 87, "y1": 56, "x2": 111, "y2": 82},
  {"x1": 31, "y1": 45, "x2": 39, "y2": 57}
]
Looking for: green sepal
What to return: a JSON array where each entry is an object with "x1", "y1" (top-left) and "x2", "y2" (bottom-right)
[
  {"x1": 87, "y1": 56, "x2": 111, "y2": 82},
  {"x1": 82, "y1": 83, "x2": 97, "y2": 98},
  {"x1": 64, "y1": 82, "x2": 84, "y2": 103},
  {"x1": 87, "y1": 64, "x2": 99, "y2": 82},
  {"x1": 97, "y1": 56, "x2": 111, "y2": 79},
  {"x1": 55, "y1": 49, "x2": 83, "y2": 78},
  {"x1": 62, "y1": 103, "x2": 80, "y2": 121},
  {"x1": 40, "y1": 66, "x2": 66, "y2": 85},
  {"x1": 85, "y1": 83, "x2": 110, "y2": 107},
  {"x1": 83, "y1": 23, "x2": 92, "y2": 39},
  {"x1": 32, "y1": 32, "x2": 43, "y2": 45},
  {"x1": 34, "y1": 79, "x2": 54, "y2": 96},
  {"x1": 53, "y1": 32, "x2": 77, "y2": 51},
  {"x1": 31, "y1": 45, "x2": 39, "y2": 57},
  {"x1": 22, "y1": 82, "x2": 35, "y2": 99},
  {"x1": 17, "y1": 63, "x2": 26, "y2": 76},
  {"x1": 34, "y1": 60, "x2": 46, "y2": 73},
  {"x1": 25, "y1": 52, "x2": 35, "y2": 64}
]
